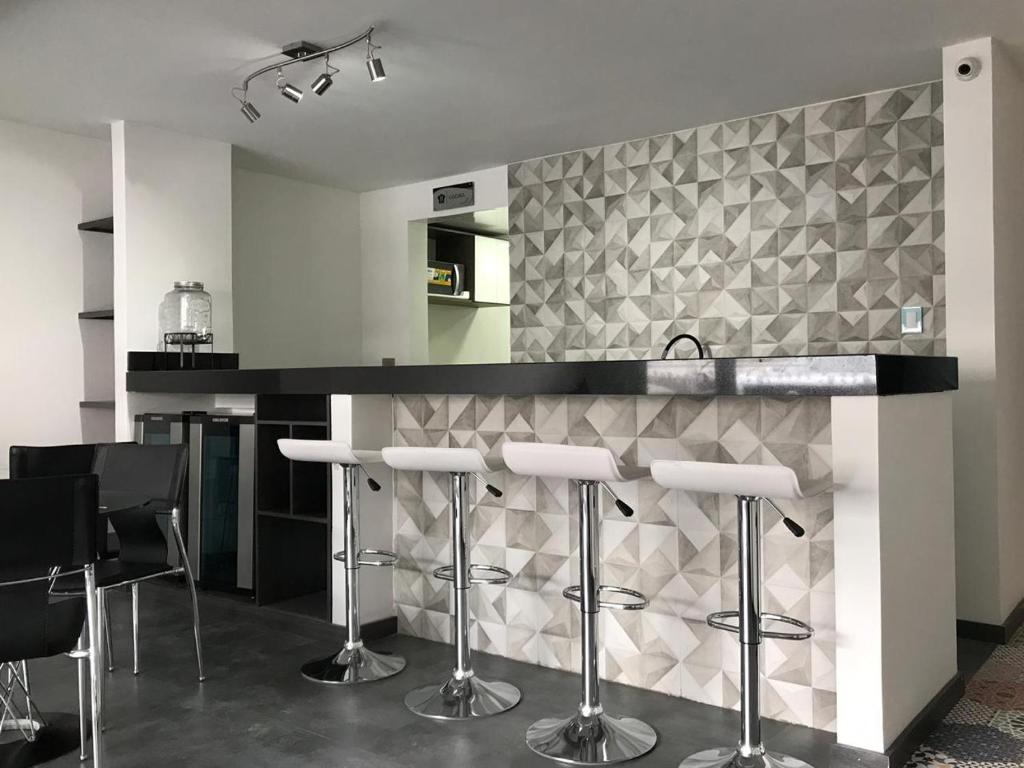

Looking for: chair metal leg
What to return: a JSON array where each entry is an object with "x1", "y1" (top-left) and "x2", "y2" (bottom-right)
[
  {"x1": 84, "y1": 564, "x2": 104, "y2": 768},
  {"x1": 405, "y1": 471, "x2": 520, "y2": 719},
  {"x1": 131, "y1": 583, "x2": 140, "y2": 675},
  {"x1": 75, "y1": 633, "x2": 88, "y2": 761},
  {"x1": 300, "y1": 464, "x2": 405, "y2": 685},
  {"x1": 678, "y1": 497, "x2": 815, "y2": 768},
  {"x1": 0, "y1": 660, "x2": 45, "y2": 742},
  {"x1": 526, "y1": 480, "x2": 656, "y2": 765},
  {"x1": 100, "y1": 589, "x2": 114, "y2": 673},
  {"x1": 171, "y1": 509, "x2": 206, "y2": 682}
]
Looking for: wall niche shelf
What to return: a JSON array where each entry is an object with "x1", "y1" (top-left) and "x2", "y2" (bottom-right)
[
  {"x1": 78, "y1": 217, "x2": 114, "y2": 234},
  {"x1": 79, "y1": 400, "x2": 115, "y2": 409},
  {"x1": 78, "y1": 309, "x2": 114, "y2": 320},
  {"x1": 428, "y1": 294, "x2": 508, "y2": 309}
]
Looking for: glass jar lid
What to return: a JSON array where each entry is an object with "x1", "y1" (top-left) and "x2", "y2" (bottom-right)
[{"x1": 173, "y1": 281, "x2": 205, "y2": 291}]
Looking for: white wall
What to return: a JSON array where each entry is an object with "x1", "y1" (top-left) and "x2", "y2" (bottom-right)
[
  {"x1": 359, "y1": 166, "x2": 508, "y2": 365},
  {"x1": 428, "y1": 304, "x2": 511, "y2": 364},
  {"x1": 112, "y1": 121, "x2": 233, "y2": 439},
  {"x1": 991, "y1": 42, "x2": 1024, "y2": 620},
  {"x1": 943, "y1": 38, "x2": 1024, "y2": 625},
  {"x1": 0, "y1": 118, "x2": 111, "y2": 476},
  {"x1": 232, "y1": 168, "x2": 362, "y2": 368}
]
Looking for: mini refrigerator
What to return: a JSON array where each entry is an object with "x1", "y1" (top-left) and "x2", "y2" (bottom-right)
[{"x1": 187, "y1": 414, "x2": 256, "y2": 593}]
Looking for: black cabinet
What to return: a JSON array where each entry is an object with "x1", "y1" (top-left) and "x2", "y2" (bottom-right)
[{"x1": 254, "y1": 395, "x2": 331, "y2": 620}]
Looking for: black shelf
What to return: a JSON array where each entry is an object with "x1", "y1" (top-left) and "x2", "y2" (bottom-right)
[
  {"x1": 257, "y1": 510, "x2": 329, "y2": 525},
  {"x1": 253, "y1": 395, "x2": 332, "y2": 619},
  {"x1": 428, "y1": 294, "x2": 509, "y2": 309},
  {"x1": 78, "y1": 217, "x2": 114, "y2": 234},
  {"x1": 79, "y1": 400, "x2": 114, "y2": 409},
  {"x1": 79, "y1": 309, "x2": 114, "y2": 320}
]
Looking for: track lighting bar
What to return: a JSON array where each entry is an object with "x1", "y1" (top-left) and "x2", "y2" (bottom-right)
[{"x1": 233, "y1": 25, "x2": 384, "y2": 123}]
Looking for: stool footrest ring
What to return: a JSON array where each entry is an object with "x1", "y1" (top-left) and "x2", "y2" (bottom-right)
[
  {"x1": 562, "y1": 584, "x2": 649, "y2": 610},
  {"x1": 707, "y1": 610, "x2": 814, "y2": 640},
  {"x1": 433, "y1": 564, "x2": 512, "y2": 585},
  {"x1": 333, "y1": 549, "x2": 399, "y2": 568}
]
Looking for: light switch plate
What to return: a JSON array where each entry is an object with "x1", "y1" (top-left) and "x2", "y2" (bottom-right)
[{"x1": 901, "y1": 306, "x2": 924, "y2": 334}]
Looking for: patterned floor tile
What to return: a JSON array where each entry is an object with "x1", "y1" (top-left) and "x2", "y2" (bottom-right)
[{"x1": 909, "y1": 625, "x2": 1024, "y2": 767}]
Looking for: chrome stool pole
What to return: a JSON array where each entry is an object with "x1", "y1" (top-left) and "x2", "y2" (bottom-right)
[
  {"x1": 404, "y1": 469, "x2": 521, "y2": 719},
  {"x1": 525, "y1": 479, "x2": 657, "y2": 765},
  {"x1": 680, "y1": 495, "x2": 814, "y2": 768},
  {"x1": 300, "y1": 461, "x2": 405, "y2": 684}
]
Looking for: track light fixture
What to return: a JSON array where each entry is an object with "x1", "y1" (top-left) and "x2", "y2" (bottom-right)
[
  {"x1": 276, "y1": 69, "x2": 303, "y2": 103},
  {"x1": 311, "y1": 55, "x2": 339, "y2": 96},
  {"x1": 233, "y1": 25, "x2": 385, "y2": 123},
  {"x1": 366, "y1": 36, "x2": 386, "y2": 83}
]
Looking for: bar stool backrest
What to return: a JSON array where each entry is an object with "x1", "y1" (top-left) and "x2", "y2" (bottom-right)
[{"x1": 0, "y1": 474, "x2": 98, "y2": 662}]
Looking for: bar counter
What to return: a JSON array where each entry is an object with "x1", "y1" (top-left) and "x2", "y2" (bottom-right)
[{"x1": 127, "y1": 354, "x2": 957, "y2": 398}]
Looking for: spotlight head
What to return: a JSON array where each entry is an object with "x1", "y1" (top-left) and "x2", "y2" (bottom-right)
[
  {"x1": 276, "y1": 69, "x2": 303, "y2": 103},
  {"x1": 311, "y1": 72, "x2": 333, "y2": 96},
  {"x1": 366, "y1": 55, "x2": 386, "y2": 83},
  {"x1": 240, "y1": 101, "x2": 261, "y2": 123},
  {"x1": 280, "y1": 83, "x2": 303, "y2": 103}
]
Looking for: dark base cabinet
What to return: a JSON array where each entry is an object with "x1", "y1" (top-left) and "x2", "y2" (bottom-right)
[{"x1": 254, "y1": 395, "x2": 332, "y2": 621}]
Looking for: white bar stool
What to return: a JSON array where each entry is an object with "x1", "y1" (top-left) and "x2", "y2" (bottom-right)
[
  {"x1": 381, "y1": 446, "x2": 521, "y2": 720},
  {"x1": 649, "y1": 460, "x2": 819, "y2": 768},
  {"x1": 278, "y1": 439, "x2": 406, "y2": 684},
  {"x1": 502, "y1": 442, "x2": 658, "y2": 766}
]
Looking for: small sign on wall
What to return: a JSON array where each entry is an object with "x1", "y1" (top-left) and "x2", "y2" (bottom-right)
[{"x1": 433, "y1": 182, "x2": 474, "y2": 211}]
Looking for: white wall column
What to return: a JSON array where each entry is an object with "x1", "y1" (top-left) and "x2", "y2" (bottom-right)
[
  {"x1": 111, "y1": 121, "x2": 233, "y2": 439},
  {"x1": 943, "y1": 38, "x2": 1024, "y2": 626},
  {"x1": 832, "y1": 394, "x2": 956, "y2": 752}
]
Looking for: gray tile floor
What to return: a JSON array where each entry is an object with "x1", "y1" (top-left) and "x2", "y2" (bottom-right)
[{"x1": 18, "y1": 582, "x2": 837, "y2": 767}]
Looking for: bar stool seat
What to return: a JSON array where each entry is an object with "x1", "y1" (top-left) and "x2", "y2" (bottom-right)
[
  {"x1": 500, "y1": 443, "x2": 649, "y2": 483},
  {"x1": 380, "y1": 446, "x2": 497, "y2": 474},
  {"x1": 278, "y1": 439, "x2": 405, "y2": 685},
  {"x1": 277, "y1": 439, "x2": 382, "y2": 467},
  {"x1": 650, "y1": 459, "x2": 824, "y2": 768},
  {"x1": 382, "y1": 446, "x2": 520, "y2": 720},
  {"x1": 503, "y1": 442, "x2": 657, "y2": 766}
]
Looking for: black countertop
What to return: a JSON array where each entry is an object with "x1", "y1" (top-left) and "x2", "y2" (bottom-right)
[{"x1": 126, "y1": 355, "x2": 957, "y2": 398}]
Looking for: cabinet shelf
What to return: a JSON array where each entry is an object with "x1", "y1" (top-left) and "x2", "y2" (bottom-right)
[
  {"x1": 428, "y1": 294, "x2": 509, "y2": 309},
  {"x1": 80, "y1": 400, "x2": 114, "y2": 410},
  {"x1": 78, "y1": 309, "x2": 114, "y2": 320},
  {"x1": 78, "y1": 217, "x2": 114, "y2": 234}
]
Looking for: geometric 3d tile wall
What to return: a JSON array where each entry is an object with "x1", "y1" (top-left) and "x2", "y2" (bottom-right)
[
  {"x1": 392, "y1": 393, "x2": 836, "y2": 731},
  {"x1": 508, "y1": 83, "x2": 944, "y2": 362}
]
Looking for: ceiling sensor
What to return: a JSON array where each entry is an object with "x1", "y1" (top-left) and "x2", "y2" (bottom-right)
[{"x1": 955, "y1": 57, "x2": 981, "y2": 81}]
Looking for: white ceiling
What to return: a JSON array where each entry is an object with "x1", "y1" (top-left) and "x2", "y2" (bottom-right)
[{"x1": 1, "y1": 0, "x2": 1022, "y2": 192}]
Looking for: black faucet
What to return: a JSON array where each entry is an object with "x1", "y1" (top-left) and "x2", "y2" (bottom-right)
[{"x1": 660, "y1": 333, "x2": 709, "y2": 360}]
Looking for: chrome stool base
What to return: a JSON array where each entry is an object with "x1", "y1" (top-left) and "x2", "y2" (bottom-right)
[
  {"x1": 680, "y1": 746, "x2": 815, "y2": 768},
  {"x1": 405, "y1": 675, "x2": 521, "y2": 720},
  {"x1": 300, "y1": 645, "x2": 406, "y2": 685},
  {"x1": 526, "y1": 711, "x2": 658, "y2": 766}
]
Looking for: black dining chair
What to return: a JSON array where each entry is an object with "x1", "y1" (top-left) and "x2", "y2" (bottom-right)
[
  {"x1": 0, "y1": 473, "x2": 103, "y2": 766},
  {"x1": 52, "y1": 443, "x2": 205, "y2": 690},
  {"x1": 10, "y1": 443, "x2": 120, "y2": 665}
]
